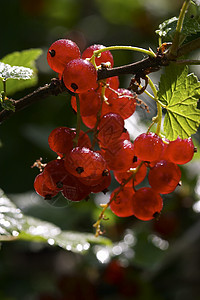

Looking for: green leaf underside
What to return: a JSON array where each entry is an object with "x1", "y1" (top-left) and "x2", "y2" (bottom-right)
[
  {"x1": 158, "y1": 63, "x2": 200, "y2": 140},
  {"x1": 0, "y1": 49, "x2": 42, "y2": 95},
  {"x1": 0, "y1": 189, "x2": 110, "y2": 252},
  {"x1": 155, "y1": 16, "x2": 200, "y2": 39}
]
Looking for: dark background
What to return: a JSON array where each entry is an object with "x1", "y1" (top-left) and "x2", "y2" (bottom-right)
[{"x1": 1, "y1": 0, "x2": 200, "y2": 299}]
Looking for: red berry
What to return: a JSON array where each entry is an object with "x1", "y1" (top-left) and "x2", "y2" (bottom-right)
[
  {"x1": 61, "y1": 176, "x2": 91, "y2": 202},
  {"x1": 43, "y1": 159, "x2": 69, "y2": 191},
  {"x1": 167, "y1": 137, "x2": 195, "y2": 164},
  {"x1": 103, "y1": 139, "x2": 135, "y2": 171},
  {"x1": 64, "y1": 147, "x2": 108, "y2": 179},
  {"x1": 90, "y1": 171, "x2": 111, "y2": 193},
  {"x1": 63, "y1": 59, "x2": 98, "y2": 93},
  {"x1": 47, "y1": 39, "x2": 80, "y2": 74},
  {"x1": 132, "y1": 187, "x2": 163, "y2": 221},
  {"x1": 48, "y1": 127, "x2": 91, "y2": 157},
  {"x1": 101, "y1": 88, "x2": 137, "y2": 120},
  {"x1": 71, "y1": 89, "x2": 101, "y2": 117},
  {"x1": 114, "y1": 160, "x2": 147, "y2": 187},
  {"x1": 81, "y1": 114, "x2": 98, "y2": 129},
  {"x1": 134, "y1": 132, "x2": 164, "y2": 162},
  {"x1": 98, "y1": 113, "x2": 125, "y2": 146},
  {"x1": 34, "y1": 172, "x2": 58, "y2": 199},
  {"x1": 110, "y1": 187, "x2": 135, "y2": 217},
  {"x1": 148, "y1": 160, "x2": 181, "y2": 194},
  {"x1": 82, "y1": 44, "x2": 114, "y2": 67}
]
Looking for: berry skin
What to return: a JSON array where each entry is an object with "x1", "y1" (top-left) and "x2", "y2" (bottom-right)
[
  {"x1": 132, "y1": 187, "x2": 163, "y2": 221},
  {"x1": 82, "y1": 44, "x2": 114, "y2": 67},
  {"x1": 71, "y1": 89, "x2": 101, "y2": 117},
  {"x1": 148, "y1": 160, "x2": 181, "y2": 194},
  {"x1": 134, "y1": 132, "x2": 164, "y2": 162},
  {"x1": 48, "y1": 127, "x2": 91, "y2": 157},
  {"x1": 90, "y1": 171, "x2": 111, "y2": 193},
  {"x1": 103, "y1": 139, "x2": 135, "y2": 171},
  {"x1": 110, "y1": 187, "x2": 135, "y2": 217},
  {"x1": 63, "y1": 59, "x2": 98, "y2": 93},
  {"x1": 98, "y1": 113, "x2": 125, "y2": 146},
  {"x1": 166, "y1": 137, "x2": 195, "y2": 165},
  {"x1": 64, "y1": 147, "x2": 108, "y2": 180},
  {"x1": 34, "y1": 172, "x2": 58, "y2": 199},
  {"x1": 47, "y1": 39, "x2": 80, "y2": 74},
  {"x1": 101, "y1": 88, "x2": 137, "y2": 120},
  {"x1": 114, "y1": 160, "x2": 147, "y2": 187},
  {"x1": 61, "y1": 175, "x2": 91, "y2": 202}
]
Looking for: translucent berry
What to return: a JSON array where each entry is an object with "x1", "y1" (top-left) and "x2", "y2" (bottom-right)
[
  {"x1": 64, "y1": 147, "x2": 108, "y2": 180},
  {"x1": 43, "y1": 159, "x2": 70, "y2": 191},
  {"x1": 82, "y1": 44, "x2": 114, "y2": 67},
  {"x1": 103, "y1": 139, "x2": 135, "y2": 171},
  {"x1": 132, "y1": 187, "x2": 163, "y2": 221},
  {"x1": 114, "y1": 160, "x2": 147, "y2": 187},
  {"x1": 48, "y1": 127, "x2": 91, "y2": 157},
  {"x1": 101, "y1": 88, "x2": 137, "y2": 120},
  {"x1": 90, "y1": 171, "x2": 111, "y2": 193},
  {"x1": 61, "y1": 176, "x2": 91, "y2": 202},
  {"x1": 47, "y1": 39, "x2": 80, "y2": 74},
  {"x1": 34, "y1": 172, "x2": 58, "y2": 199},
  {"x1": 63, "y1": 59, "x2": 98, "y2": 93},
  {"x1": 110, "y1": 187, "x2": 135, "y2": 217},
  {"x1": 98, "y1": 113, "x2": 125, "y2": 146},
  {"x1": 71, "y1": 89, "x2": 101, "y2": 117},
  {"x1": 148, "y1": 160, "x2": 181, "y2": 194},
  {"x1": 167, "y1": 137, "x2": 195, "y2": 165},
  {"x1": 134, "y1": 132, "x2": 164, "y2": 162}
]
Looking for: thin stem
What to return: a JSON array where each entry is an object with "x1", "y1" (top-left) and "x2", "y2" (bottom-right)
[
  {"x1": 147, "y1": 76, "x2": 162, "y2": 136},
  {"x1": 169, "y1": 0, "x2": 191, "y2": 57},
  {"x1": 73, "y1": 94, "x2": 81, "y2": 147},
  {"x1": 93, "y1": 45, "x2": 156, "y2": 58},
  {"x1": 175, "y1": 59, "x2": 200, "y2": 65}
]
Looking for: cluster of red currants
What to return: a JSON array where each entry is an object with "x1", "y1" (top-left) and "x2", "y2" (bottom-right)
[{"x1": 34, "y1": 39, "x2": 196, "y2": 223}]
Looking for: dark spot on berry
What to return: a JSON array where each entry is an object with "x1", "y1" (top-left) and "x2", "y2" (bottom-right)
[
  {"x1": 76, "y1": 166, "x2": 84, "y2": 174},
  {"x1": 194, "y1": 147, "x2": 197, "y2": 153},
  {"x1": 49, "y1": 49, "x2": 56, "y2": 57},
  {"x1": 133, "y1": 156, "x2": 138, "y2": 163},
  {"x1": 56, "y1": 181, "x2": 63, "y2": 189},
  {"x1": 71, "y1": 83, "x2": 78, "y2": 91},
  {"x1": 123, "y1": 127, "x2": 127, "y2": 133},
  {"x1": 153, "y1": 212, "x2": 160, "y2": 220},
  {"x1": 102, "y1": 169, "x2": 109, "y2": 176},
  {"x1": 102, "y1": 188, "x2": 109, "y2": 194},
  {"x1": 44, "y1": 194, "x2": 52, "y2": 200}
]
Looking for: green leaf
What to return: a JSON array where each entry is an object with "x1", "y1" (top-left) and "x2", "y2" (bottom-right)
[
  {"x1": 0, "y1": 189, "x2": 111, "y2": 252},
  {"x1": 0, "y1": 49, "x2": 42, "y2": 95},
  {"x1": 0, "y1": 62, "x2": 33, "y2": 80},
  {"x1": 155, "y1": 15, "x2": 200, "y2": 39},
  {"x1": 158, "y1": 63, "x2": 200, "y2": 140}
]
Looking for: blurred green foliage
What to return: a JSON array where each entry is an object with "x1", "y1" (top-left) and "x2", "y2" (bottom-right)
[{"x1": 0, "y1": 0, "x2": 200, "y2": 299}]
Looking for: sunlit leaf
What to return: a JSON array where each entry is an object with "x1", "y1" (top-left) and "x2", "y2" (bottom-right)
[
  {"x1": 158, "y1": 63, "x2": 200, "y2": 140},
  {"x1": 0, "y1": 49, "x2": 42, "y2": 95},
  {"x1": 0, "y1": 189, "x2": 111, "y2": 252}
]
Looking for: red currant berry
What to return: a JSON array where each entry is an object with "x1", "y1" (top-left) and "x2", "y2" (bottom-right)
[
  {"x1": 64, "y1": 147, "x2": 108, "y2": 179},
  {"x1": 148, "y1": 160, "x2": 181, "y2": 194},
  {"x1": 103, "y1": 139, "x2": 135, "y2": 171},
  {"x1": 47, "y1": 39, "x2": 80, "y2": 74},
  {"x1": 98, "y1": 113, "x2": 125, "y2": 146},
  {"x1": 43, "y1": 159, "x2": 69, "y2": 191},
  {"x1": 90, "y1": 171, "x2": 111, "y2": 193},
  {"x1": 114, "y1": 160, "x2": 147, "y2": 187},
  {"x1": 134, "y1": 132, "x2": 164, "y2": 162},
  {"x1": 110, "y1": 187, "x2": 135, "y2": 217},
  {"x1": 34, "y1": 172, "x2": 58, "y2": 199},
  {"x1": 61, "y1": 176, "x2": 91, "y2": 202},
  {"x1": 48, "y1": 127, "x2": 91, "y2": 157},
  {"x1": 82, "y1": 44, "x2": 114, "y2": 67},
  {"x1": 63, "y1": 59, "x2": 98, "y2": 93},
  {"x1": 132, "y1": 187, "x2": 163, "y2": 221},
  {"x1": 71, "y1": 89, "x2": 101, "y2": 117},
  {"x1": 167, "y1": 137, "x2": 195, "y2": 164}
]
